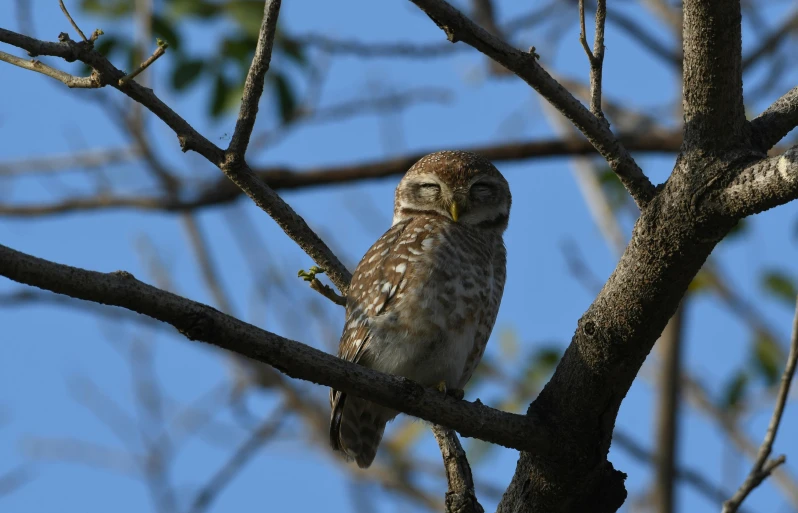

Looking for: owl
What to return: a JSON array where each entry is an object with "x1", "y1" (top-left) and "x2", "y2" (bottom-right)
[{"x1": 329, "y1": 150, "x2": 511, "y2": 468}]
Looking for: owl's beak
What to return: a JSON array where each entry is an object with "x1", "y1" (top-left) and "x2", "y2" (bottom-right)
[{"x1": 449, "y1": 201, "x2": 462, "y2": 222}]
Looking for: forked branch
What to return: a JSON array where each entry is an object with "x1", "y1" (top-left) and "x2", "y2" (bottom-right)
[
  {"x1": 578, "y1": 0, "x2": 607, "y2": 120},
  {"x1": 432, "y1": 425, "x2": 484, "y2": 513},
  {"x1": 0, "y1": 20, "x2": 351, "y2": 293},
  {"x1": 723, "y1": 296, "x2": 798, "y2": 512},
  {"x1": 406, "y1": 0, "x2": 656, "y2": 208}
]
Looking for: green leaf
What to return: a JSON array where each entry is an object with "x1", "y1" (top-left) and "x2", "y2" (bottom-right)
[
  {"x1": 761, "y1": 270, "x2": 798, "y2": 306},
  {"x1": 171, "y1": 59, "x2": 205, "y2": 90},
  {"x1": 498, "y1": 328, "x2": 519, "y2": 361},
  {"x1": 81, "y1": 0, "x2": 131, "y2": 17},
  {"x1": 597, "y1": 168, "x2": 629, "y2": 210},
  {"x1": 209, "y1": 73, "x2": 244, "y2": 118},
  {"x1": 722, "y1": 371, "x2": 749, "y2": 410},
  {"x1": 277, "y1": 33, "x2": 307, "y2": 66},
  {"x1": 221, "y1": 36, "x2": 257, "y2": 65},
  {"x1": 169, "y1": 0, "x2": 218, "y2": 18},
  {"x1": 687, "y1": 270, "x2": 713, "y2": 294},
  {"x1": 225, "y1": 0, "x2": 267, "y2": 38},
  {"x1": 152, "y1": 15, "x2": 181, "y2": 51},
  {"x1": 272, "y1": 71, "x2": 297, "y2": 123},
  {"x1": 751, "y1": 334, "x2": 782, "y2": 386},
  {"x1": 210, "y1": 73, "x2": 230, "y2": 118},
  {"x1": 94, "y1": 36, "x2": 119, "y2": 57}
]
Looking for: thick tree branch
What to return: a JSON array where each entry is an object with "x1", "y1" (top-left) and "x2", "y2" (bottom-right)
[
  {"x1": 722, "y1": 296, "x2": 798, "y2": 513},
  {"x1": 406, "y1": 0, "x2": 656, "y2": 207},
  {"x1": 749, "y1": 85, "x2": 798, "y2": 154},
  {"x1": 0, "y1": 26, "x2": 351, "y2": 293},
  {"x1": 227, "y1": 0, "x2": 280, "y2": 161},
  {"x1": 719, "y1": 145, "x2": 798, "y2": 218},
  {"x1": 431, "y1": 425, "x2": 484, "y2": 513},
  {"x1": 0, "y1": 242, "x2": 551, "y2": 455},
  {"x1": 681, "y1": 0, "x2": 748, "y2": 152}
]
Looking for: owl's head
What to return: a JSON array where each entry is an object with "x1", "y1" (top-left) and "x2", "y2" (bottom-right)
[{"x1": 393, "y1": 151, "x2": 511, "y2": 231}]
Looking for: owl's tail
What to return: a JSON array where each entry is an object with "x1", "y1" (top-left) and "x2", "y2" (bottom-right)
[{"x1": 330, "y1": 391, "x2": 397, "y2": 468}]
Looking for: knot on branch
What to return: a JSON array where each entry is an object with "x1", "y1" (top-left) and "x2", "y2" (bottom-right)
[
  {"x1": 571, "y1": 460, "x2": 627, "y2": 513},
  {"x1": 177, "y1": 310, "x2": 217, "y2": 341}
]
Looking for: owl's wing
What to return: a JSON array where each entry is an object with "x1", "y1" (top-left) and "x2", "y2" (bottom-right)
[
  {"x1": 337, "y1": 220, "x2": 414, "y2": 365},
  {"x1": 330, "y1": 221, "x2": 416, "y2": 453}
]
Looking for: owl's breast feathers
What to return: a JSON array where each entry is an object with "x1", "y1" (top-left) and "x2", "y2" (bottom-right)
[{"x1": 337, "y1": 215, "x2": 505, "y2": 377}]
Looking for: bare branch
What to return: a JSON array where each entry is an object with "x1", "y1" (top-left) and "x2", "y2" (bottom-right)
[
  {"x1": 0, "y1": 242, "x2": 552, "y2": 455},
  {"x1": 188, "y1": 410, "x2": 285, "y2": 513},
  {"x1": 749, "y1": 85, "x2": 798, "y2": 154},
  {"x1": 683, "y1": 376, "x2": 798, "y2": 508},
  {"x1": 742, "y1": 10, "x2": 798, "y2": 72},
  {"x1": 578, "y1": 0, "x2": 607, "y2": 119},
  {"x1": 290, "y1": 2, "x2": 557, "y2": 59},
  {"x1": 227, "y1": 0, "x2": 281, "y2": 160},
  {"x1": 612, "y1": 431, "x2": 746, "y2": 510},
  {"x1": 0, "y1": 50, "x2": 98, "y2": 87},
  {"x1": 0, "y1": 26, "x2": 351, "y2": 292},
  {"x1": 0, "y1": 146, "x2": 139, "y2": 176},
  {"x1": 682, "y1": 0, "x2": 747, "y2": 152},
  {"x1": 0, "y1": 131, "x2": 684, "y2": 217},
  {"x1": 722, "y1": 296, "x2": 798, "y2": 513},
  {"x1": 720, "y1": 145, "x2": 798, "y2": 218},
  {"x1": 654, "y1": 306, "x2": 684, "y2": 513},
  {"x1": 58, "y1": 0, "x2": 87, "y2": 42},
  {"x1": 406, "y1": 0, "x2": 656, "y2": 207},
  {"x1": 431, "y1": 425, "x2": 484, "y2": 513},
  {"x1": 118, "y1": 39, "x2": 168, "y2": 86}
]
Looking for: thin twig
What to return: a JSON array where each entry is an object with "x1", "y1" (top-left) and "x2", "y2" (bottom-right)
[
  {"x1": 58, "y1": 0, "x2": 87, "y2": 42},
  {"x1": 578, "y1": 0, "x2": 593, "y2": 60},
  {"x1": 723, "y1": 296, "x2": 798, "y2": 513},
  {"x1": 118, "y1": 40, "x2": 168, "y2": 86},
  {"x1": 227, "y1": 0, "x2": 281, "y2": 160},
  {"x1": 0, "y1": 51, "x2": 97, "y2": 88},
  {"x1": 188, "y1": 409, "x2": 285, "y2": 513},
  {"x1": 431, "y1": 425, "x2": 484, "y2": 513},
  {"x1": 578, "y1": 0, "x2": 607, "y2": 120},
  {"x1": 310, "y1": 279, "x2": 347, "y2": 306}
]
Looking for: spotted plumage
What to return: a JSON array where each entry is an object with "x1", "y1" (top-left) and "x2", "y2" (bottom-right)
[{"x1": 329, "y1": 151, "x2": 511, "y2": 468}]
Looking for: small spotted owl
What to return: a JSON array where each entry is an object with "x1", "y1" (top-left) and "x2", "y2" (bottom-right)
[{"x1": 329, "y1": 151, "x2": 511, "y2": 468}]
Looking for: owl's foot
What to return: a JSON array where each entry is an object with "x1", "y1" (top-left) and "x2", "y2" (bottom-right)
[{"x1": 434, "y1": 381, "x2": 464, "y2": 400}]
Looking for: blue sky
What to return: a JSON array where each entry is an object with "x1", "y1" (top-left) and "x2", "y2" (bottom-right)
[{"x1": 1, "y1": 1, "x2": 798, "y2": 512}]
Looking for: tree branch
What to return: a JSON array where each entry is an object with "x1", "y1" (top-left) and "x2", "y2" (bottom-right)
[
  {"x1": 0, "y1": 25, "x2": 351, "y2": 293},
  {"x1": 749, "y1": 85, "x2": 798, "y2": 154},
  {"x1": 0, "y1": 242, "x2": 552, "y2": 455},
  {"x1": 722, "y1": 295, "x2": 798, "y2": 513},
  {"x1": 681, "y1": 0, "x2": 748, "y2": 152},
  {"x1": 719, "y1": 145, "x2": 798, "y2": 218},
  {"x1": 578, "y1": 0, "x2": 607, "y2": 119},
  {"x1": 227, "y1": 0, "x2": 281, "y2": 161},
  {"x1": 431, "y1": 425, "x2": 484, "y2": 513},
  {"x1": 0, "y1": 131, "x2": 685, "y2": 217},
  {"x1": 0, "y1": 50, "x2": 98, "y2": 87},
  {"x1": 406, "y1": 0, "x2": 656, "y2": 207}
]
